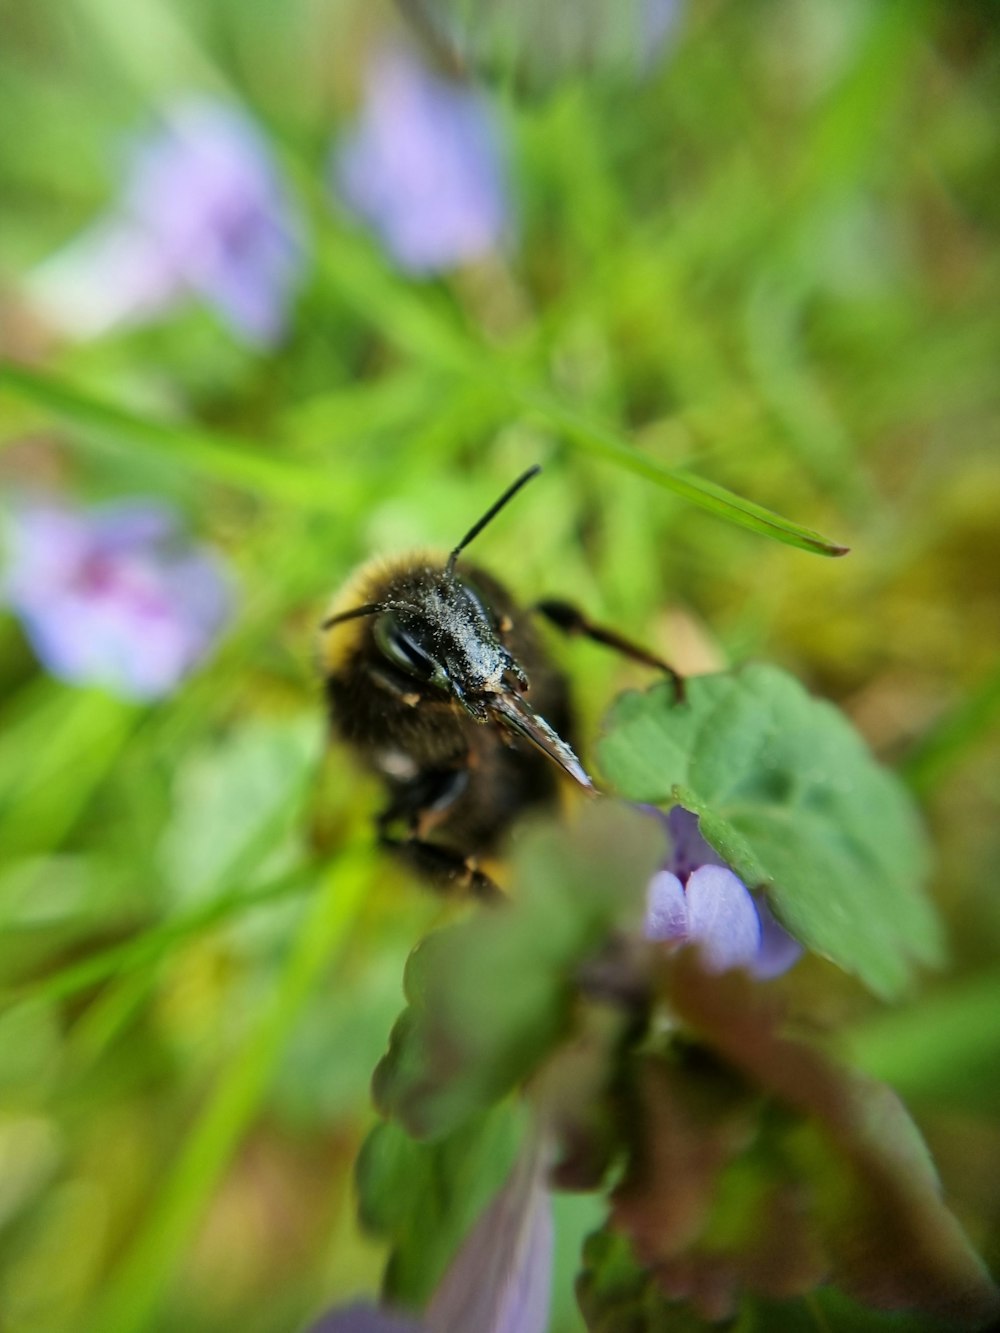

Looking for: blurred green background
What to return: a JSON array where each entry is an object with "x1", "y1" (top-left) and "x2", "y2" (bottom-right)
[{"x1": 1, "y1": 1, "x2": 998, "y2": 1330}]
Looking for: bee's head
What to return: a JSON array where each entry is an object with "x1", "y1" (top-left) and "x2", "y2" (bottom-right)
[
  {"x1": 373, "y1": 571, "x2": 522, "y2": 705},
  {"x1": 321, "y1": 467, "x2": 594, "y2": 791},
  {"x1": 374, "y1": 570, "x2": 591, "y2": 789}
]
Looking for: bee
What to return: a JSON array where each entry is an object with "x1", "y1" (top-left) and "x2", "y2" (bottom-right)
[{"x1": 320, "y1": 466, "x2": 679, "y2": 898}]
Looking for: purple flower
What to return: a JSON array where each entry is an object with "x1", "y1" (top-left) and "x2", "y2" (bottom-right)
[
  {"x1": 1, "y1": 497, "x2": 233, "y2": 701},
  {"x1": 27, "y1": 96, "x2": 306, "y2": 346},
  {"x1": 332, "y1": 48, "x2": 512, "y2": 275},
  {"x1": 643, "y1": 807, "x2": 802, "y2": 979},
  {"x1": 642, "y1": 0, "x2": 683, "y2": 59},
  {"x1": 308, "y1": 1131, "x2": 552, "y2": 1333}
]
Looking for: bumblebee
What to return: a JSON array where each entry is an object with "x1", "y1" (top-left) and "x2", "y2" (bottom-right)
[{"x1": 320, "y1": 467, "x2": 678, "y2": 898}]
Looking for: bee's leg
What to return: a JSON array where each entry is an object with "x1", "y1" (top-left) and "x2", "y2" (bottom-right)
[
  {"x1": 378, "y1": 767, "x2": 469, "y2": 837},
  {"x1": 375, "y1": 768, "x2": 503, "y2": 901},
  {"x1": 533, "y1": 598, "x2": 685, "y2": 699},
  {"x1": 378, "y1": 833, "x2": 502, "y2": 902},
  {"x1": 366, "y1": 665, "x2": 423, "y2": 708}
]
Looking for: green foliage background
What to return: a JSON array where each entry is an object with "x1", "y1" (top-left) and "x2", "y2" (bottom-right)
[{"x1": 0, "y1": 1, "x2": 998, "y2": 1330}]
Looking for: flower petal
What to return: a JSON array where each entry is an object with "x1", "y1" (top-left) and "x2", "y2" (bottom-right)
[
  {"x1": 643, "y1": 870, "x2": 689, "y2": 942},
  {"x1": 684, "y1": 865, "x2": 761, "y2": 974},
  {"x1": 750, "y1": 897, "x2": 804, "y2": 979},
  {"x1": 87, "y1": 501, "x2": 180, "y2": 551}
]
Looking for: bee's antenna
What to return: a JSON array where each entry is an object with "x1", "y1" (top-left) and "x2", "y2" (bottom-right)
[
  {"x1": 447, "y1": 465, "x2": 542, "y2": 577},
  {"x1": 321, "y1": 602, "x2": 384, "y2": 631}
]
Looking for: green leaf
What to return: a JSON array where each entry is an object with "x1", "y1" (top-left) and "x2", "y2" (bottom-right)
[
  {"x1": 577, "y1": 1226, "x2": 686, "y2": 1333},
  {"x1": 597, "y1": 665, "x2": 944, "y2": 999},
  {"x1": 356, "y1": 1105, "x2": 522, "y2": 1308},
  {"x1": 372, "y1": 804, "x2": 661, "y2": 1139}
]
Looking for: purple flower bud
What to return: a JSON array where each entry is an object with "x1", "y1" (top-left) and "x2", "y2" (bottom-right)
[
  {"x1": 642, "y1": 807, "x2": 802, "y2": 978},
  {"x1": 2, "y1": 496, "x2": 233, "y2": 701},
  {"x1": 332, "y1": 48, "x2": 512, "y2": 275},
  {"x1": 307, "y1": 1132, "x2": 553, "y2": 1333},
  {"x1": 28, "y1": 97, "x2": 306, "y2": 346}
]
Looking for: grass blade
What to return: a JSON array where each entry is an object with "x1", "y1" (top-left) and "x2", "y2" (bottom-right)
[
  {"x1": 849, "y1": 969, "x2": 1000, "y2": 1104},
  {"x1": 902, "y1": 664, "x2": 1000, "y2": 796},
  {"x1": 0, "y1": 362, "x2": 342, "y2": 511},
  {"x1": 78, "y1": 849, "x2": 369, "y2": 1333},
  {"x1": 519, "y1": 389, "x2": 850, "y2": 557}
]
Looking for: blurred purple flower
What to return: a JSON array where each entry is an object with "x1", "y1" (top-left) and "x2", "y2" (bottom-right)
[
  {"x1": 332, "y1": 48, "x2": 512, "y2": 275},
  {"x1": 643, "y1": 0, "x2": 683, "y2": 58},
  {"x1": 643, "y1": 807, "x2": 802, "y2": 979},
  {"x1": 1, "y1": 497, "x2": 233, "y2": 701},
  {"x1": 28, "y1": 97, "x2": 306, "y2": 346},
  {"x1": 308, "y1": 1131, "x2": 552, "y2": 1333}
]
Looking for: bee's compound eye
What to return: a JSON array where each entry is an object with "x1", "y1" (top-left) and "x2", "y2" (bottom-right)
[
  {"x1": 374, "y1": 613, "x2": 440, "y2": 683},
  {"x1": 459, "y1": 579, "x2": 495, "y2": 628}
]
